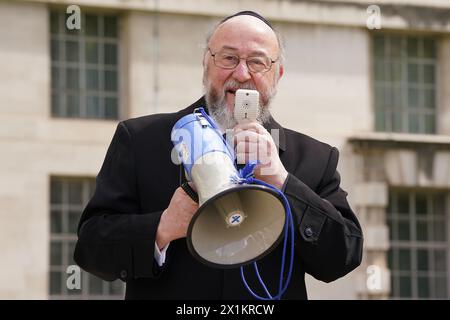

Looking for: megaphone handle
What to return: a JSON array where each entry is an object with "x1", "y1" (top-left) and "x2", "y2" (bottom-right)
[{"x1": 181, "y1": 181, "x2": 199, "y2": 203}]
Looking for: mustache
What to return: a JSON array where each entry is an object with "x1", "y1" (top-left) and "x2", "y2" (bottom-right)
[{"x1": 222, "y1": 80, "x2": 256, "y2": 93}]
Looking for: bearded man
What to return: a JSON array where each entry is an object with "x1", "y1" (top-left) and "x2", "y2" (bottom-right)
[{"x1": 74, "y1": 11, "x2": 363, "y2": 300}]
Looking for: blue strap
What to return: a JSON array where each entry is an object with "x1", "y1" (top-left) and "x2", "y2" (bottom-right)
[{"x1": 237, "y1": 161, "x2": 295, "y2": 300}]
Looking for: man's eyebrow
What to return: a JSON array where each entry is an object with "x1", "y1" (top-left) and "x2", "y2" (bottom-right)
[
  {"x1": 220, "y1": 45, "x2": 238, "y2": 51},
  {"x1": 220, "y1": 45, "x2": 270, "y2": 56}
]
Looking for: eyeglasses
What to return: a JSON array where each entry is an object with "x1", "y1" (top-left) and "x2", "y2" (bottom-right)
[{"x1": 208, "y1": 47, "x2": 278, "y2": 74}]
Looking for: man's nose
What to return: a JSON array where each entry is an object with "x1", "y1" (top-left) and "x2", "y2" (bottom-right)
[{"x1": 232, "y1": 60, "x2": 252, "y2": 83}]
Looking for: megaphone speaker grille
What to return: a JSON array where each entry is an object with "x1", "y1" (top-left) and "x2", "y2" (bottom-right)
[{"x1": 187, "y1": 185, "x2": 286, "y2": 268}]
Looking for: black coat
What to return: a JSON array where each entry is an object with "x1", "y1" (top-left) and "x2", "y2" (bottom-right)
[{"x1": 74, "y1": 96, "x2": 363, "y2": 300}]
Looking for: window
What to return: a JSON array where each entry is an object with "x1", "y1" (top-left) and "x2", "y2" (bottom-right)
[
  {"x1": 387, "y1": 190, "x2": 449, "y2": 299},
  {"x1": 50, "y1": 177, "x2": 124, "y2": 299},
  {"x1": 373, "y1": 35, "x2": 437, "y2": 134},
  {"x1": 50, "y1": 11, "x2": 119, "y2": 119}
]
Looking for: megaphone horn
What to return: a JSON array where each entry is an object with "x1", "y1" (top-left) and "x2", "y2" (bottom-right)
[{"x1": 171, "y1": 108, "x2": 286, "y2": 268}]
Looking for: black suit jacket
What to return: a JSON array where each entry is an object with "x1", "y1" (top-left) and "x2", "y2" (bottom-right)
[{"x1": 74, "y1": 97, "x2": 363, "y2": 299}]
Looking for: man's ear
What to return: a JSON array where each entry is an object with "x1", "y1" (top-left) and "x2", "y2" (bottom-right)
[
  {"x1": 278, "y1": 64, "x2": 284, "y2": 80},
  {"x1": 202, "y1": 50, "x2": 209, "y2": 68}
]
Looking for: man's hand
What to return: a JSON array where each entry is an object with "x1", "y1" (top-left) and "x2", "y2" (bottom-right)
[
  {"x1": 156, "y1": 186, "x2": 199, "y2": 250},
  {"x1": 233, "y1": 122, "x2": 288, "y2": 189}
]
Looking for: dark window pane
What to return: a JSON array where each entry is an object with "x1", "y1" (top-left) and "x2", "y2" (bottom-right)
[
  {"x1": 392, "y1": 85, "x2": 402, "y2": 108},
  {"x1": 434, "y1": 194, "x2": 446, "y2": 216},
  {"x1": 68, "y1": 211, "x2": 80, "y2": 234},
  {"x1": 375, "y1": 110, "x2": 386, "y2": 132},
  {"x1": 388, "y1": 249, "x2": 394, "y2": 269},
  {"x1": 416, "y1": 221, "x2": 428, "y2": 241},
  {"x1": 423, "y1": 89, "x2": 435, "y2": 109},
  {"x1": 104, "y1": 71, "x2": 117, "y2": 91},
  {"x1": 424, "y1": 114, "x2": 435, "y2": 134},
  {"x1": 433, "y1": 221, "x2": 446, "y2": 242},
  {"x1": 87, "y1": 96, "x2": 101, "y2": 118},
  {"x1": 374, "y1": 61, "x2": 385, "y2": 81},
  {"x1": 51, "y1": 39, "x2": 59, "y2": 61},
  {"x1": 435, "y1": 276, "x2": 447, "y2": 298},
  {"x1": 384, "y1": 86, "x2": 393, "y2": 107},
  {"x1": 398, "y1": 221, "x2": 410, "y2": 241},
  {"x1": 434, "y1": 250, "x2": 447, "y2": 272},
  {"x1": 51, "y1": 180, "x2": 62, "y2": 204},
  {"x1": 389, "y1": 37, "x2": 402, "y2": 58},
  {"x1": 416, "y1": 194, "x2": 427, "y2": 215},
  {"x1": 85, "y1": 15, "x2": 98, "y2": 36},
  {"x1": 408, "y1": 64, "x2": 419, "y2": 83},
  {"x1": 88, "y1": 180, "x2": 96, "y2": 197},
  {"x1": 399, "y1": 276, "x2": 412, "y2": 298},
  {"x1": 373, "y1": 36, "x2": 385, "y2": 56},
  {"x1": 68, "y1": 180, "x2": 83, "y2": 205},
  {"x1": 50, "y1": 210, "x2": 62, "y2": 234},
  {"x1": 104, "y1": 44, "x2": 117, "y2": 65},
  {"x1": 86, "y1": 69, "x2": 99, "y2": 90},
  {"x1": 423, "y1": 65, "x2": 435, "y2": 84},
  {"x1": 398, "y1": 192, "x2": 410, "y2": 215},
  {"x1": 50, "y1": 12, "x2": 60, "y2": 34},
  {"x1": 417, "y1": 249, "x2": 429, "y2": 271},
  {"x1": 418, "y1": 276, "x2": 430, "y2": 298},
  {"x1": 51, "y1": 67, "x2": 60, "y2": 90},
  {"x1": 407, "y1": 38, "x2": 419, "y2": 58},
  {"x1": 390, "y1": 62, "x2": 402, "y2": 82},
  {"x1": 65, "y1": 41, "x2": 79, "y2": 62},
  {"x1": 50, "y1": 241, "x2": 62, "y2": 266},
  {"x1": 50, "y1": 271, "x2": 62, "y2": 295},
  {"x1": 392, "y1": 111, "x2": 402, "y2": 132},
  {"x1": 105, "y1": 97, "x2": 118, "y2": 119},
  {"x1": 85, "y1": 42, "x2": 99, "y2": 64},
  {"x1": 408, "y1": 113, "x2": 420, "y2": 133},
  {"x1": 104, "y1": 16, "x2": 118, "y2": 38},
  {"x1": 408, "y1": 88, "x2": 419, "y2": 108},
  {"x1": 89, "y1": 275, "x2": 104, "y2": 295},
  {"x1": 374, "y1": 85, "x2": 385, "y2": 108},
  {"x1": 399, "y1": 249, "x2": 411, "y2": 271},
  {"x1": 423, "y1": 39, "x2": 436, "y2": 58},
  {"x1": 66, "y1": 95, "x2": 80, "y2": 117},
  {"x1": 66, "y1": 68, "x2": 79, "y2": 90},
  {"x1": 51, "y1": 93, "x2": 60, "y2": 116},
  {"x1": 68, "y1": 241, "x2": 76, "y2": 266}
]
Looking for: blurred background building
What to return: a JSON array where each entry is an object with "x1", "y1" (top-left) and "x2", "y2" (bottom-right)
[{"x1": 1, "y1": 0, "x2": 449, "y2": 299}]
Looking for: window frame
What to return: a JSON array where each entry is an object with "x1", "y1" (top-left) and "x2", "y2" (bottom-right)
[
  {"x1": 49, "y1": 176, "x2": 125, "y2": 300},
  {"x1": 387, "y1": 188, "x2": 450, "y2": 299},
  {"x1": 372, "y1": 33, "x2": 438, "y2": 134},
  {"x1": 50, "y1": 10, "x2": 121, "y2": 120}
]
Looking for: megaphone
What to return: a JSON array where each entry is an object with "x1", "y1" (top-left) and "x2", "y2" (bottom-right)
[{"x1": 171, "y1": 108, "x2": 287, "y2": 268}]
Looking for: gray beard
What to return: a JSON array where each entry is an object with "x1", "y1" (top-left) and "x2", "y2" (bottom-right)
[{"x1": 204, "y1": 79, "x2": 275, "y2": 132}]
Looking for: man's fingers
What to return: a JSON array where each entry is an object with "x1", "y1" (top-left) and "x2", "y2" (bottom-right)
[
  {"x1": 236, "y1": 152, "x2": 259, "y2": 164},
  {"x1": 234, "y1": 122, "x2": 266, "y2": 134},
  {"x1": 233, "y1": 130, "x2": 259, "y2": 145},
  {"x1": 236, "y1": 141, "x2": 259, "y2": 153}
]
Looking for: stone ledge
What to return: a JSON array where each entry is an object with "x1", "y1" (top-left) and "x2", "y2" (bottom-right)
[{"x1": 349, "y1": 132, "x2": 450, "y2": 150}]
